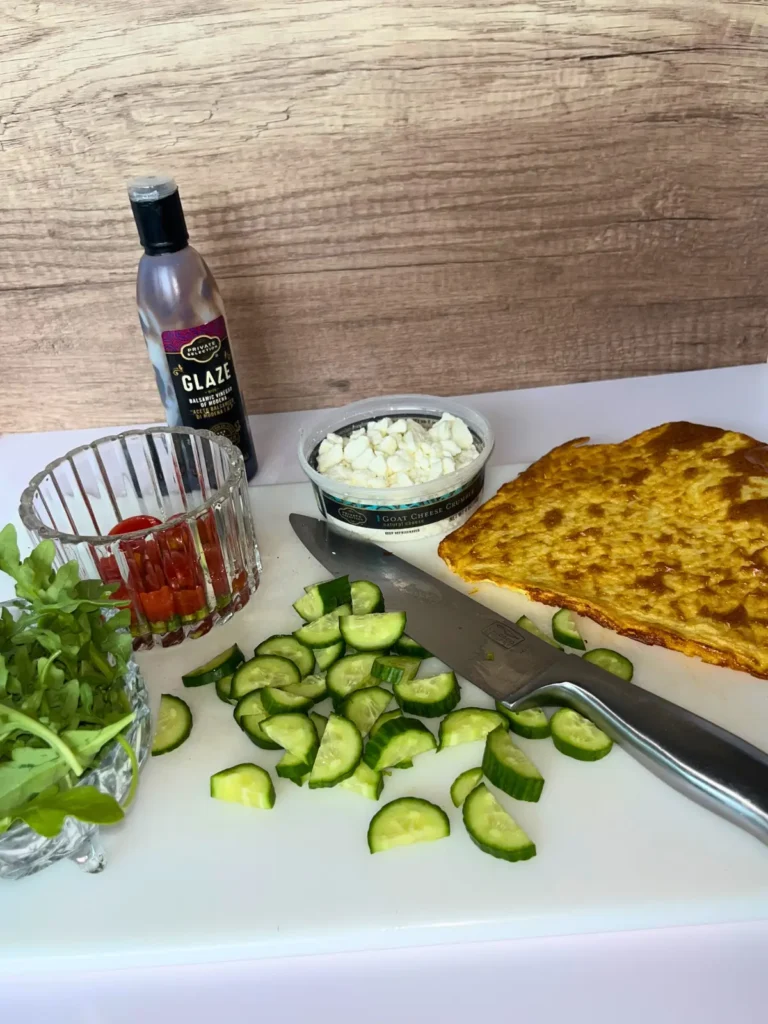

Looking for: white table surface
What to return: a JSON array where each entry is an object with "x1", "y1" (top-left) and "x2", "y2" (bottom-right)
[{"x1": 3, "y1": 364, "x2": 768, "y2": 1022}]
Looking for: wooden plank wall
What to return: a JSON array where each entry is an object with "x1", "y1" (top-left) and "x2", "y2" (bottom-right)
[{"x1": 1, "y1": 0, "x2": 766, "y2": 432}]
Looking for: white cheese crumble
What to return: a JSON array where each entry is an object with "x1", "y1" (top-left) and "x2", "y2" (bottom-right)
[{"x1": 316, "y1": 412, "x2": 480, "y2": 488}]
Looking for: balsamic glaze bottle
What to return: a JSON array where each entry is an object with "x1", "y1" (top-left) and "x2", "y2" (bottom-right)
[{"x1": 128, "y1": 175, "x2": 257, "y2": 481}]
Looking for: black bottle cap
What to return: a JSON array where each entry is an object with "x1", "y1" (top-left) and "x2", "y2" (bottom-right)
[{"x1": 127, "y1": 175, "x2": 189, "y2": 255}]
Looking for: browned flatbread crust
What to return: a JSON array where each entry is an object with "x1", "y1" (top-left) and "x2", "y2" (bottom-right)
[{"x1": 439, "y1": 422, "x2": 768, "y2": 679}]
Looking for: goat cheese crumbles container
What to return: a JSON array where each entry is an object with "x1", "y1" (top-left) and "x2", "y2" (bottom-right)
[{"x1": 298, "y1": 395, "x2": 494, "y2": 541}]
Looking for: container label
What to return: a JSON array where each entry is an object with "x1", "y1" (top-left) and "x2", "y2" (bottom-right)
[
  {"x1": 315, "y1": 470, "x2": 485, "y2": 533},
  {"x1": 162, "y1": 316, "x2": 251, "y2": 459}
]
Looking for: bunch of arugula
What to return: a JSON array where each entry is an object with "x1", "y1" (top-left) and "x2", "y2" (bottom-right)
[{"x1": 0, "y1": 525, "x2": 137, "y2": 838}]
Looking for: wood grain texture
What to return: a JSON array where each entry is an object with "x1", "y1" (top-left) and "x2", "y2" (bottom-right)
[{"x1": 1, "y1": 0, "x2": 767, "y2": 431}]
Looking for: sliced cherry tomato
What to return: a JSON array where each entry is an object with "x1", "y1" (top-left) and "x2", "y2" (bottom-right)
[
  {"x1": 139, "y1": 543, "x2": 168, "y2": 594},
  {"x1": 139, "y1": 585, "x2": 175, "y2": 624},
  {"x1": 109, "y1": 515, "x2": 163, "y2": 536},
  {"x1": 101, "y1": 513, "x2": 219, "y2": 639},
  {"x1": 174, "y1": 587, "x2": 207, "y2": 619},
  {"x1": 197, "y1": 512, "x2": 229, "y2": 597}
]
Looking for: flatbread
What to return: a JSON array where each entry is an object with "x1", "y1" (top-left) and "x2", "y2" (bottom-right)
[{"x1": 439, "y1": 422, "x2": 768, "y2": 679}]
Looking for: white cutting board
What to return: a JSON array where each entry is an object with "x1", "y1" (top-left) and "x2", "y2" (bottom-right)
[{"x1": 4, "y1": 466, "x2": 768, "y2": 974}]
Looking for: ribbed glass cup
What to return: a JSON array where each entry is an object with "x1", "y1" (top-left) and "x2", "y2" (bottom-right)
[{"x1": 19, "y1": 427, "x2": 261, "y2": 650}]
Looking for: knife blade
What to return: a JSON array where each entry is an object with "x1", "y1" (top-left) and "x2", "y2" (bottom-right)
[{"x1": 290, "y1": 513, "x2": 768, "y2": 845}]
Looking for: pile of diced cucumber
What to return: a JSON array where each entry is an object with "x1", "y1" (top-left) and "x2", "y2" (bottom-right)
[{"x1": 152, "y1": 579, "x2": 627, "y2": 861}]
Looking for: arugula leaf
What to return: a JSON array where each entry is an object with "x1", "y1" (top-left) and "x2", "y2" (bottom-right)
[
  {"x1": 0, "y1": 725, "x2": 18, "y2": 750},
  {"x1": 10, "y1": 645, "x2": 34, "y2": 689},
  {"x1": 0, "y1": 712, "x2": 134, "y2": 815},
  {"x1": 6, "y1": 539, "x2": 58, "y2": 606},
  {"x1": 14, "y1": 787, "x2": 124, "y2": 838},
  {"x1": 61, "y1": 712, "x2": 135, "y2": 762},
  {"x1": 18, "y1": 687, "x2": 44, "y2": 720},
  {"x1": 0, "y1": 525, "x2": 137, "y2": 836},
  {"x1": 76, "y1": 579, "x2": 109, "y2": 602},
  {"x1": 44, "y1": 561, "x2": 81, "y2": 604},
  {"x1": 26, "y1": 541, "x2": 57, "y2": 591},
  {"x1": 11, "y1": 746, "x2": 58, "y2": 766},
  {"x1": 0, "y1": 705, "x2": 84, "y2": 774},
  {"x1": 0, "y1": 525, "x2": 21, "y2": 582},
  {"x1": 47, "y1": 678, "x2": 80, "y2": 731},
  {"x1": 0, "y1": 757, "x2": 74, "y2": 814},
  {"x1": 79, "y1": 681, "x2": 94, "y2": 717},
  {"x1": 37, "y1": 650, "x2": 63, "y2": 687}
]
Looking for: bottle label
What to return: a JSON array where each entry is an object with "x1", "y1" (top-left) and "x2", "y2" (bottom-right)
[
  {"x1": 311, "y1": 470, "x2": 485, "y2": 539},
  {"x1": 162, "y1": 316, "x2": 252, "y2": 459}
]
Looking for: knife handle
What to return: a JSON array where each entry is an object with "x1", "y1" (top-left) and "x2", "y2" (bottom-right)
[{"x1": 505, "y1": 663, "x2": 768, "y2": 845}]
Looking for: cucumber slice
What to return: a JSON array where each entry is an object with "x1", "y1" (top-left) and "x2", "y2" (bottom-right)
[
  {"x1": 482, "y1": 726, "x2": 545, "y2": 802},
  {"x1": 234, "y1": 689, "x2": 268, "y2": 727},
  {"x1": 215, "y1": 673, "x2": 236, "y2": 705},
  {"x1": 495, "y1": 702, "x2": 551, "y2": 739},
  {"x1": 369, "y1": 708, "x2": 402, "y2": 738},
  {"x1": 516, "y1": 616, "x2": 562, "y2": 650},
  {"x1": 370, "y1": 655, "x2": 421, "y2": 685},
  {"x1": 293, "y1": 577, "x2": 351, "y2": 621},
  {"x1": 317, "y1": 575, "x2": 351, "y2": 604},
  {"x1": 309, "y1": 713, "x2": 363, "y2": 788},
  {"x1": 340, "y1": 612, "x2": 407, "y2": 652},
  {"x1": 340, "y1": 761, "x2": 384, "y2": 800},
  {"x1": 210, "y1": 763, "x2": 275, "y2": 809},
  {"x1": 261, "y1": 686, "x2": 314, "y2": 715},
  {"x1": 342, "y1": 686, "x2": 392, "y2": 736},
  {"x1": 241, "y1": 714, "x2": 282, "y2": 750},
  {"x1": 450, "y1": 767, "x2": 483, "y2": 807},
  {"x1": 255, "y1": 634, "x2": 315, "y2": 677},
  {"x1": 438, "y1": 707, "x2": 505, "y2": 750},
  {"x1": 261, "y1": 713, "x2": 319, "y2": 763},
  {"x1": 369, "y1": 712, "x2": 412, "y2": 767},
  {"x1": 550, "y1": 708, "x2": 613, "y2": 760},
  {"x1": 582, "y1": 648, "x2": 634, "y2": 681},
  {"x1": 235, "y1": 692, "x2": 282, "y2": 749},
  {"x1": 293, "y1": 604, "x2": 351, "y2": 648},
  {"x1": 282, "y1": 673, "x2": 328, "y2": 703},
  {"x1": 551, "y1": 609, "x2": 586, "y2": 650},
  {"x1": 391, "y1": 634, "x2": 432, "y2": 659},
  {"x1": 367, "y1": 797, "x2": 450, "y2": 854},
  {"x1": 363, "y1": 716, "x2": 436, "y2": 770},
  {"x1": 327, "y1": 653, "x2": 381, "y2": 707},
  {"x1": 463, "y1": 783, "x2": 536, "y2": 862},
  {"x1": 151, "y1": 694, "x2": 192, "y2": 755},
  {"x1": 231, "y1": 655, "x2": 301, "y2": 699},
  {"x1": 293, "y1": 590, "x2": 324, "y2": 622},
  {"x1": 182, "y1": 644, "x2": 244, "y2": 687},
  {"x1": 351, "y1": 579, "x2": 384, "y2": 615},
  {"x1": 276, "y1": 752, "x2": 312, "y2": 781},
  {"x1": 310, "y1": 712, "x2": 328, "y2": 742},
  {"x1": 314, "y1": 640, "x2": 344, "y2": 672},
  {"x1": 394, "y1": 671, "x2": 460, "y2": 718}
]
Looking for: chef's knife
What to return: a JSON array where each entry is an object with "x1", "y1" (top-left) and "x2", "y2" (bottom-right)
[{"x1": 291, "y1": 513, "x2": 768, "y2": 845}]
